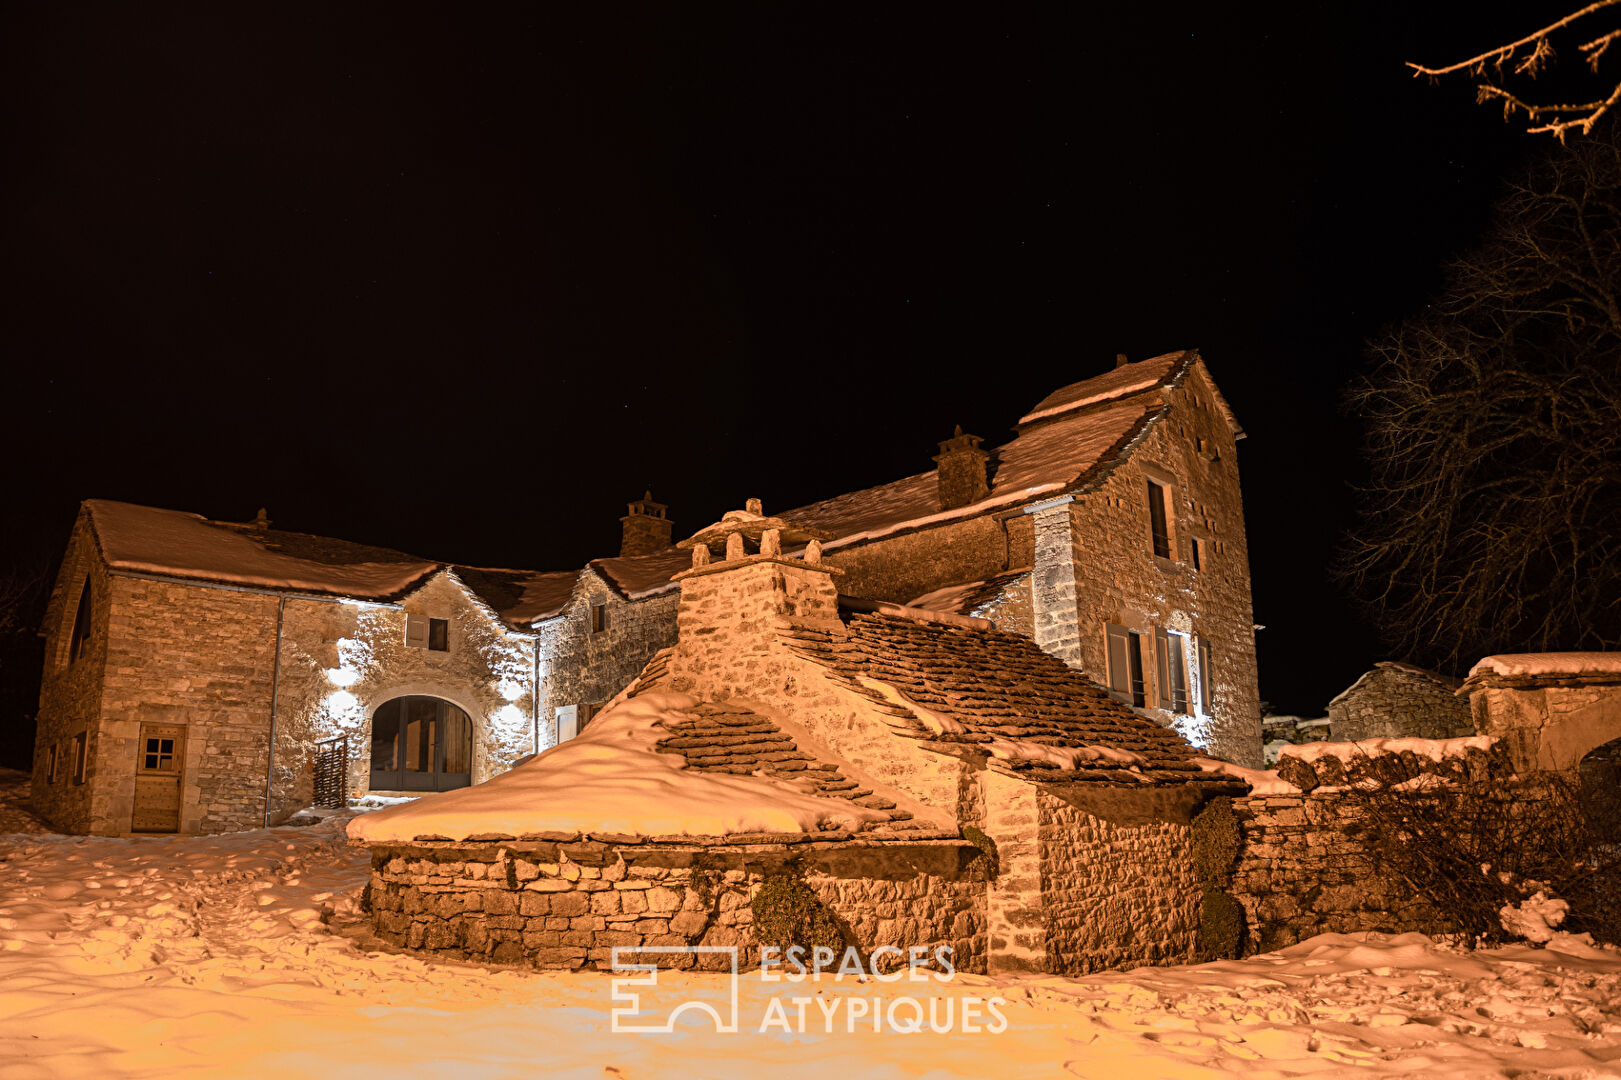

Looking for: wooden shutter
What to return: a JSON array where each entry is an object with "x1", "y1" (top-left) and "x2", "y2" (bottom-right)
[
  {"x1": 1198, "y1": 638, "x2": 1213, "y2": 712},
  {"x1": 1167, "y1": 633, "x2": 1189, "y2": 712},
  {"x1": 1154, "y1": 628, "x2": 1171, "y2": 707},
  {"x1": 1105, "y1": 625, "x2": 1131, "y2": 696},
  {"x1": 556, "y1": 705, "x2": 579, "y2": 743},
  {"x1": 403, "y1": 613, "x2": 429, "y2": 648}
]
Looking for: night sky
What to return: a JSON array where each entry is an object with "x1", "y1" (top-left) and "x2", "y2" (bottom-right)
[{"x1": 0, "y1": 2, "x2": 1562, "y2": 724}]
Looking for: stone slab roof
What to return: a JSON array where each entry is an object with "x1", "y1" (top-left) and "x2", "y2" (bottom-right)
[
  {"x1": 785, "y1": 609, "x2": 1226, "y2": 786},
  {"x1": 588, "y1": 548, "x2": 693, "y2": 601},
  {"x1": 624, "y1": 656, "x2": 949, "y2": 840},
  {"x1": 1328, "y1": 661, "x2": 1464, "y2": 708}
]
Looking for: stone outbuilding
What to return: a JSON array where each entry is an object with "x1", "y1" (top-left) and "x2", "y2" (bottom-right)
[
  {"x1": 352, "y1": 502, "x2": 1240, "y2": 975},
  {"x1": 1461, "y1": 652, "x2": 1621, "y2": 773},
  {"x1": 1326, "y1": 661, "x2": 1471, "y2": 742}
]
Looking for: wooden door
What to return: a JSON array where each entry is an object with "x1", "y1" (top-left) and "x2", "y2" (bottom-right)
[{"x1": 132, "y1": 723, "x2": 185, "y2": 832}]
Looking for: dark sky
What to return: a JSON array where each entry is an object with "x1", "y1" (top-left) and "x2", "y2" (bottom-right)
[{"x1": 0, "y1": 2, "x2": 1562, "y2": 716}]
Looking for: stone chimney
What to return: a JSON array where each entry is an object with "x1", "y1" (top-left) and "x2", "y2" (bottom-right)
[
  {"x1": 933, "y1": 426, "x2": 989, "y2": 511},
  {"x1": 253, "y1": 508, "x2": 272, "y2": 530},
  {"x1": 619, "y1": 491, "x2": 672, "y2": 556},
  {"x1": 670, "y1": 499, "x2": 842, "y2": 672},
  {"x1": 1115, "y1": 353, "x2": 1130, "y2": 368}
]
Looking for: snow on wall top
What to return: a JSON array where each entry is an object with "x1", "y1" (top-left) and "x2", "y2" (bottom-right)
[
  {"x1": 1469, "y1": 652, "x2": 1621, "y2": 680},
  {"x1": 346, "y1": 691, "x2": 894, "y2": 844}
]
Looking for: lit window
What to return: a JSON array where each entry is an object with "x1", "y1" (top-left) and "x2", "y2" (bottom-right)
[
  {"x1": 1155, "y1": 629, "x2": 1190, "y2": 714},
  {"x1": 1105, "y1": 625, "x2": 1147, "y2": 707},
  {"x1": 1147, "y1": 479, "x2": 1173, "y2": 560}
]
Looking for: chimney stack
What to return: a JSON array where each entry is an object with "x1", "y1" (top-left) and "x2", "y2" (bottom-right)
[
  {"x1": 933, "y1": 425, "x2": 990, "y2": 511},
  {"x1": 253, "y1": 508, "x2": 272, "y2": 530},
  {"x1": 1115, "y1": 353, "x2": 1130, "y2": 368},
  {"x1": 619, "y1": 491, "x2": 673, "y2": 556}
]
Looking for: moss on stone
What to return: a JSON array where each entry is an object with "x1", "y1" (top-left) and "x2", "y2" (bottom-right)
[
  {"x1": 1197, "y1": 886, "x2": 1246, "y2": 961},
  {"x1": 961, "y1": 824, "x2": 1000, "y2": 879},
  {"x1": 750, "y1": 869, "x2": 845, "y2": 952},
  {"x1": 1191, "y1": 796, "x2": 1241, "y2": 889}
]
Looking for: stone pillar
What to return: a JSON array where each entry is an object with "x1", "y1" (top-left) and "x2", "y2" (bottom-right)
[
  {"x1": 982, "y1": 770, "x2": 1046, "y2": 974},
  {"x1": 1025, "y1": 497, "x2": 1082, "y2": 668}
]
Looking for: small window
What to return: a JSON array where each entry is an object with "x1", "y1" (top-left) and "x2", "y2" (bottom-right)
[
  {"x1": 1198, "y1": 638, "x2": 1213, "y2": 713},
  {"x1": 1147, "y1": 479, "x2": 1173, "y2": 560},
  {"x1": 1105, "y1": 625, "x2": 1147, "y2": 708},
  {"x1": 1190, "y1": 537, "x2": 1203, "y2": 572},
  {"x1": 1155, "y1": 629, "x2": 1190, "y2": 713},
  {"x1": 428, "y1": 618, "x2": 449, "y2": 652},
  {"x1": 142, "y1": 736, "x2": 177, "y2": 772},
  {"x1": 590, "y1": 602, "x2": 609, "y2": 635},
  {"x1": 46, "y1": 744, "x2": 59, "y2": 784},
  {"x1": 68, "y1": 577, "x2": 94, "y2": 666},
  {"x1": 71, "y1": 732, "x2": 88, "y2": 785}
]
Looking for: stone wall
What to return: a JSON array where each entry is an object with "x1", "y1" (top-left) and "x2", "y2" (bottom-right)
[
  {"x1": 1467, "y1": 676, "x2": 1621, "y2": 773},
  {"x1": 1054, "y1": 364, "x2": 1262, "y2": 765},
  {"x1": 1328, "y1": 664, "x2": 1472, "y2": 742},
  {"x1": 536, "y1": 569, "x2": 679, "y2": 747},
  {"x1": 93, "y1": 575, "x2": 281, "y2": 835},
  {"x1": 366, "y1": 837, "x2": 986, "y2": 972},
  {"x1": 274, "y1": 570, "x2": 539, "y2": 814},
  {"x1": 30, "y1": 516, "x2": 110, "y2": 833},
  {"x1": 1230, "y1": 740, "x2": 1515, "y2": 950},
  {"x1": 825, "y1": 514, "x2": 1036, "y2": 606}
]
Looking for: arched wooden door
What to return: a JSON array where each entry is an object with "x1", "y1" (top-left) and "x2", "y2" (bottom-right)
[{"x1": 369, "y1": 696, "x2": 473, "y2": 792}]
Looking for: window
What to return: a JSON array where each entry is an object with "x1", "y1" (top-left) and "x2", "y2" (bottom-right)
[
  {"x1": 68, "y1": 577, "x2": 93, "y2": 665},
  {"x1": 46, "y1": 744, "x2": 58, "y2": 783},
  {"x1": 590, "y1": 601, "x2": 609, "y2": 635},
  {"x1": 142, "y1": 736, "x2": 176, "y2": 772},
  {"x1": 1190, "y1": 537, "x2": 1204, "y2": 572},
  {"x1": 369, "y1": 696, "x2": 473, "y2": 792},
  {"x1": 71, "y1": 732, "x2": 88, "y2": 785},
  {"x1": 1146, "y1": 479, "x2": 1172, "y2": 559},
  {"x1": 404, "y1": 613, "x2": 450, "y2": 651},
  {"x1": 1155, "y1": 629, "x2": 1190, "y2": 713},
  {"x1": 1198, "y1": 638, "x2": 1213, "y2": 713},
  {"x1": 1105, "y1": 625, "x2": 1147, "y2": 707}
]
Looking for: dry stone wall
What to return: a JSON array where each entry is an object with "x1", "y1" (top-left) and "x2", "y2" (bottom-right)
[
  {"x1": 366, "y1": 838, "x2": 986, "y2": 972},
  {"x1": 1231, "y1": 740, "x2": 1515, "y2": 950}
]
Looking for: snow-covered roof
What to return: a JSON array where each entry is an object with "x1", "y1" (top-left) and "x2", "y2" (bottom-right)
[
  {"x1": 1018, "y1": 351, "x2": 1189, "y2": 426},
  {"x1": 1466, "y1": 652, "x2": 1621, "y2": 684},
  {"x1": 1328, "y1": 661, "x2": 1463, "y2": 708},
  {"x1": 81, "y1": 500, "x2": 572, "y2": 630}
]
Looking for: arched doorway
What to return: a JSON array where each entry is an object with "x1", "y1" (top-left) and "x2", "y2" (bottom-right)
[{"x1": 369, "y1": 696, "x2": 474, "y2": 792}]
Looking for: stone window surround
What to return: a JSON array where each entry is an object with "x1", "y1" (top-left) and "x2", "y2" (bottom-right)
[{"x1": 1139, "y1": 461, "x2": 1181, "y2": 567}]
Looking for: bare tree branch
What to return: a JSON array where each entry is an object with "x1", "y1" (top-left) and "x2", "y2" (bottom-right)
[
  {"x1": 1411, "y1": 1, "x2": 1621, "y2": 139},
  {"x1": 1340, "y1": 124, "x2": 1621, "y2": 670}
]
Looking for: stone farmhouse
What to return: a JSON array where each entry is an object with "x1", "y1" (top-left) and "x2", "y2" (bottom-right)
[
  {"x1": 32, "y1": 349, "x2": 1261, "y2": 836},
  {"x1": 352, "y1": 503, "x2": 1242, "y2": 974}
]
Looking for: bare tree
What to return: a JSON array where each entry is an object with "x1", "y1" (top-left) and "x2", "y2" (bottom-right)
[
  {"x1": 1342, "y1": 124, "x2": 1621, "y2": 670},
  {"x1": 1411, "y1": 1, "x2": 1621, "y2": 140}
]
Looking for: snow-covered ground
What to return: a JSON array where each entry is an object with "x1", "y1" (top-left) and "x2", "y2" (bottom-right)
[{"x1": 6, "y1": 773, "x2": 1621, "y2": 1078}]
